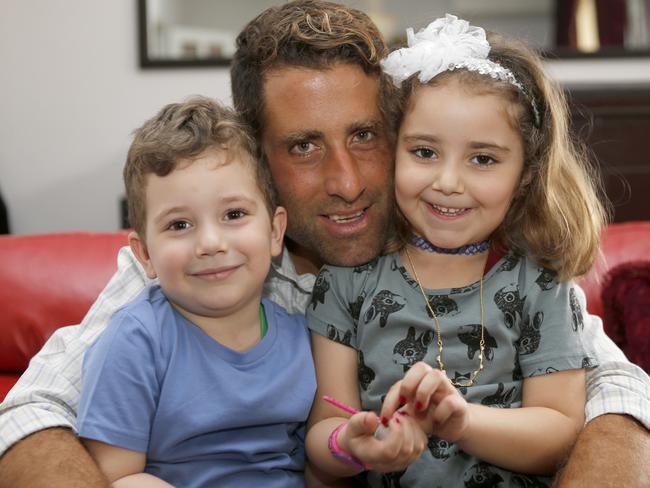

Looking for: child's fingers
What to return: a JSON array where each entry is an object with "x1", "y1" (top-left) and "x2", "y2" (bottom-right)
[
  {"x1": 345, "y1": 411, "x2": 381, "y2": 443},
  {"x1": 411, "y1": 367, "x2": 453, "y2": 413},
  {"x1": 394, "y1": 361, "x2": 436, "y2": 410},
  {"x1": 430, "y1": 394, "x2": 468, "y2": 441},
  {"x1": 380, "y1": 380, "x2": 405, "y2": 421}
]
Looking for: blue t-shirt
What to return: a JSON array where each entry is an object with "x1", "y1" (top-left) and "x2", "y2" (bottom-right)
[{"x1": 77, "y1": 285, "x2": 316, "y2": 488}]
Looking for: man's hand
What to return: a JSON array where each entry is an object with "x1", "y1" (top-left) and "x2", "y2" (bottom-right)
[
  {"x1": 0, "y1": 428, "x2": 109, "y2": 488},
  {"x1": 555, "y1": 414, "x2": 650, "y2": 487}
]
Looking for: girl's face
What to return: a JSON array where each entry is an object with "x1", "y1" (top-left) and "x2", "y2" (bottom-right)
[{"x1": 395, "y1": 78, "x2": 525, "y2": 249}]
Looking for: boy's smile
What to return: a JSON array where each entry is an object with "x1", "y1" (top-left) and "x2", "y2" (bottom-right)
[{"x1": 130, "y1": 149, "x2": 286, "y2": 330}]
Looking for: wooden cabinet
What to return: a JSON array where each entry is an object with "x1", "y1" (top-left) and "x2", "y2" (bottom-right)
[{"x1": 569, "y1": 88, "x2": 650, "y2": 222}]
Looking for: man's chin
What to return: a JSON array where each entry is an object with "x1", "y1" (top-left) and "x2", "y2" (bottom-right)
[{"x1": 317, "y1": 239, "x2": 384, "y2": 267}]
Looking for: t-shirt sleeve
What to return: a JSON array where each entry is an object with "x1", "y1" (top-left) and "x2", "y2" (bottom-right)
[
  {"x1": 518, "y1": 274, "x2": 599, "y2": 377},
  {"x1": 76, "y1": 306, "x2": 160, "y2": 452},
  {"x1": 306, "y1": 265, "x2": 363, "y2": 349}
]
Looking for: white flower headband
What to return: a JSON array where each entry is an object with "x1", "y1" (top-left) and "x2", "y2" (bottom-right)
[{"x1": 381, "y1": 14, "x2": 541, "y2": 128}]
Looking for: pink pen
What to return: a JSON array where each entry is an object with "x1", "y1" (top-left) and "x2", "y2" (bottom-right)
[
  {"x1": 322, "y1": 395, "x2": 360, "y2": 415},
  {"x1": 323, "y1": 395, "x2": 388, "y2": 440}
]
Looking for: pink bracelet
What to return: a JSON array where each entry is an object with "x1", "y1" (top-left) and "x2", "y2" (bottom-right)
[{"x1": 328, "y1": 422, "x2": 369, "y2": 472}]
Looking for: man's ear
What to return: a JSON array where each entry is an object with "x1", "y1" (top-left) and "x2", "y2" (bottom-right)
[
  {"x1": 270, "y1": 206, "x2": 287, "y2": 258},
  {"x1": 128, "y1": 231, "x2": 157, "y2": 279}
]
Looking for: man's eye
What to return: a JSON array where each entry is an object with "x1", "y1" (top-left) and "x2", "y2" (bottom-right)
[
  {"x1": 472, "y1": 154, "x2": 496, "y2": 166},
  {"x1": 290, "y1": 141, "x2": 316, "y2": 155},
  {"x1": 413, "y1": 147, "x2": 436, "y2": 159},
  {"x1": 167, "y1": 221, "x2": 191, "y2": 231},
  {"x1": 225, "y1": 209, "x2": 246, "y2": 220},
  {"x1": 354, "y1": 130, "x2": 375, "y2": 143}
]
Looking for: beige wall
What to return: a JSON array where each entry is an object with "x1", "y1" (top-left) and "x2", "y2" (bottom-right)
[{"x1": 1, "y1": 1, "x2": 649, "y2": 234}]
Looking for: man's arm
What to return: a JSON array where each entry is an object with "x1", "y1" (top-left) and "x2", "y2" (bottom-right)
[
  {"x1": 0, "y1": 428, "x2": 108, "y2": 488},
  {"x1": 556, "y1": 414, "x2": 650, "y2": 487}
]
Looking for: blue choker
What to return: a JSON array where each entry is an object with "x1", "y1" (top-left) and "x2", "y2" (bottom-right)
[{"x1": 410, "y1": 235, "x2": 490, "y2": 255}]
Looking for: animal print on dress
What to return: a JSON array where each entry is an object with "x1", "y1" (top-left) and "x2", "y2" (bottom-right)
[
  {"x1": 458, "y1": 324, "x2": 498, "y2": 361},
  {"x1": 497, "y1": 254, "x2": 520, "y2": 272},
  {"x1": 463, "y1": 462, "x2": 505, "y2": 487},
  {"x1": 347, "y1": 292, "x2": 365, "y2": 327},
  {"x1": 481, "y1": 382, "x2": 516, "y2": 408},
  {"x1": 453, "y1": 371, "x2": 473, "y2": 395},
  {"x1": 363, "y1": 289, "x2": 406, "y2": 328},
  {"x1": 534, "y1": 268, "x2": 556, "y2": 291},
  {"x1": 353, "y1": 258, "x2": 377, "y2": 273},
  {"x1": 429, "y1": 436, "x2": 454, "y2": 460},
  {"x1": 516, "y1": 311, "x2": 543, "y2": 355},
  {"x1": 380, "y1": 470, "x2": 406, "y2": 488},
  {"x1": 310, "y1": 269, "x2": 331, "y2": 310},
  {"x1": 582, "y1": 356, "x2": 596, "y2": 368},
  {"x1": 358, "y1": 351, "x2": 376, "y2": 391},
  {"x1": 393, "y1": 326, "x2": 434, "y2": 371},
  {"x1": 511, "y1": 473, "x2": 551, "y2": 487},
  {"x1": 569, "y1": 288, "x2": 584, "y2": 331},
  {"x1": 326, "y1": 324, "x2": 351, "y2": 346},
  {"x1": 493, "y1": 283, "x2": 525, "y2": 329},
  {"x1": 425, "y1": 295, "x2": 460, "y2": 318}
]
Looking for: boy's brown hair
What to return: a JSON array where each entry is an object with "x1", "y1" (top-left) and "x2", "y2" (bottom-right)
[{"x1": 123, "y1": 96, "x2": 276, "y2": 239}]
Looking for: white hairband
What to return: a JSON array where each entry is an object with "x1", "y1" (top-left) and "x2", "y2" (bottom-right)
[{"x1": 381, "y1": 14, "x2": 541, "y2": 127}]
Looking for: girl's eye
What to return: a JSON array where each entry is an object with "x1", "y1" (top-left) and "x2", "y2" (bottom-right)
[
  {"x1": 167, "y1": 221, "x2": 191, "y2": 231},
  {"x1": 225, "y1": 209, "x2": 246, "y2": 221},
  {"x1": 472, "y1": 154, "x2": 496, "y2": 166},
  {"x1": 413, "y1": 147, "x2": 436, "y2": 159}
]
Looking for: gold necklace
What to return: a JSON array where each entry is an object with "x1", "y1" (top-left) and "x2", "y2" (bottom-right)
[{"x1": 404, "y1": 247, "x2": 485, "y2": 388}]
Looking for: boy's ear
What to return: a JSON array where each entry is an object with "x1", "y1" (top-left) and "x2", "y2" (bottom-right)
[
  {"x1": 128, "y1": 231, "x2": 157, "y2": 279},
  {"x1": 270, "y1": 206, "x2": 287, "y2": 258}
]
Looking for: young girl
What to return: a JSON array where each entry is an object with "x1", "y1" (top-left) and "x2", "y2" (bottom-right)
[{"x1": 305, "y1": 14, "x2": 608, "y2": 488}]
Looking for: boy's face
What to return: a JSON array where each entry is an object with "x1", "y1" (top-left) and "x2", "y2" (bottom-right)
[{"x1": 130, "y1": 149, "x2": 286, "y2": 323}]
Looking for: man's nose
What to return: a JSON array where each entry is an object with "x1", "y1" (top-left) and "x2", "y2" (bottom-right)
[
  {"x1": 431, "y1": 160, "x2": 464, "y2": 195},
  {"x1": 322, "y1": 146, "x2": 366, "y2": 203},
  {"x1": 195, "y1": 225, "x2": 225, "y2": 256}
]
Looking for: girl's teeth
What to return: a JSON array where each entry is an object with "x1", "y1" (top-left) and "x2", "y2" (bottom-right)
[{"x1": 432, "y1": 204, "x2": 464, "y2": 215}]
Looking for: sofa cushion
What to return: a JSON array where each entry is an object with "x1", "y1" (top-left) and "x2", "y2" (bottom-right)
[
  {"x1": 0, "y1": 232, "x2": 128, "y2": 373},
  {"x1": 601, "y1": 260, "x2": 650, "y2": 374}
]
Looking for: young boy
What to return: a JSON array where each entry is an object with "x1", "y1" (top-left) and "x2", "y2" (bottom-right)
[{"x1": 76, "y1": 97, "x2": 316, "y2": 488}]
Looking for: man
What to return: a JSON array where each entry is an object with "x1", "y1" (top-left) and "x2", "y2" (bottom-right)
[{"x1": 0, "y1": 2, "x2": 648, "y2": 487}]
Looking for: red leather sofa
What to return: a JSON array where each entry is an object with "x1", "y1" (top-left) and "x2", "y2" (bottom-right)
[{"x1": 1, "y1": 223, "x2": 649, "y2": 401}]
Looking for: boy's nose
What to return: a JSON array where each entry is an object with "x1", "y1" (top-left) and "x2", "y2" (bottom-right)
[{"x1": 195, "y1": 227, "x2": 225, "y2": 256}]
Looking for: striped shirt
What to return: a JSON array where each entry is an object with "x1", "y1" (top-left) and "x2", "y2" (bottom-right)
[{"x1": 0, "y1": 247, "x2": 648, "y2": 455}]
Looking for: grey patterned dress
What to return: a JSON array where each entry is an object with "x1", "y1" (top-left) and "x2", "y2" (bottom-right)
[{"x1": 306, "y1": 251, "x2": 597, "y2": 488}]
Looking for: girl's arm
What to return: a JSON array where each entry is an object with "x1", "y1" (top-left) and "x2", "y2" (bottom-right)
[
  {"x1": 82, "y1": 440, "x2": 174, "y2": 487},
  {"x1": 456, "y1": 368, "x2": 586, "y2": 474},
  {"x1": 305, "y1": 333, "x2": 426, "y2": 482},
  {"x1": 382, "y1": 362, "x2": 586, "y2": 475}
]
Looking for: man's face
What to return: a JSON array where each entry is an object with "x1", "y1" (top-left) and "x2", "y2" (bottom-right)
[{"x1": 261, "y1": 63, "x2": 394, "y2": 271}]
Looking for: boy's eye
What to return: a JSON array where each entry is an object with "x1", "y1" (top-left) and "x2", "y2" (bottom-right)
[
  {"x1": 472, "y1": 154, "x2": 496, "y2": 166},
  {"x1": 167, "y1": 220, "x2": 191, "y2": 231},
  {"x1": 225, "y1": 209, "x2": 246, "y2": 220},
  {"x1": 413, "y1": 147, "x2": 436, "y2": 159}
]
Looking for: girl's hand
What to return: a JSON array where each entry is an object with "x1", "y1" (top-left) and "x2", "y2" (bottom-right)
[
  {"x1": 337, "y1": 410, "x2": 427, "y2": 473},
  {"x1": 381, "y1": 361, "x2": 470, "y2": 442}
]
